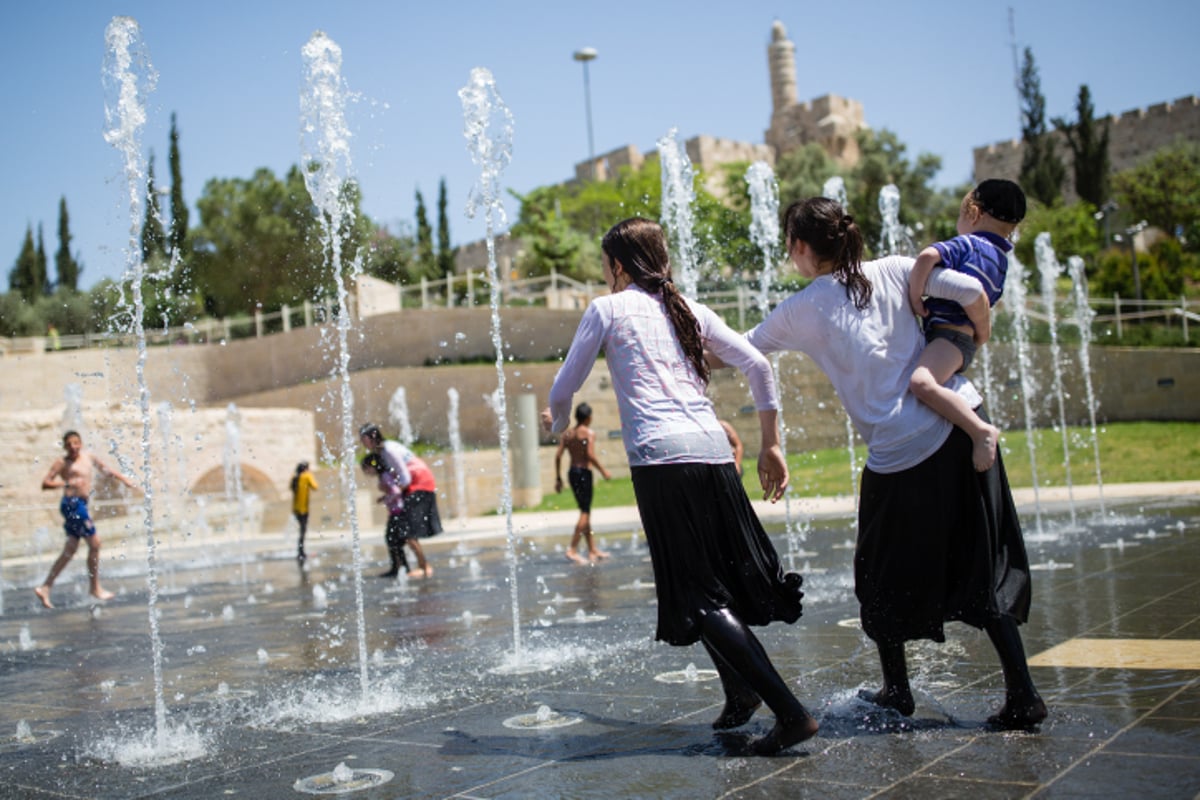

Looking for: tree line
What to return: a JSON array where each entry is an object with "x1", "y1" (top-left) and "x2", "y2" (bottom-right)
[
  {"x1": 3, "y1": 113, "x2": 457, "y2": 337},
  {"x1": 5, "y1": 48, "x2": 1198, "y2": 341}
]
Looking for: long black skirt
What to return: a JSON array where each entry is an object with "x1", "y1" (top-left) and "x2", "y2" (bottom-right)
[
  {"x1": 855, "y1": 423, "x2": 1031, "y2": 645},
  {"x1": 631, "y1": 462, "x2": 804, "y2": 646}
]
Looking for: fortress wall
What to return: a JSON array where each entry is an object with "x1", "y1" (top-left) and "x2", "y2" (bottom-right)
[{"x1": 972, "y1": 95, "x2": 1200, "y2": 190}]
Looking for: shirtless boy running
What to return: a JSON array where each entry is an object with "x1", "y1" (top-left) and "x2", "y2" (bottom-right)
[
  {"x1": 35, "y1": 431, "x2": 136, "y2": 608},
  {"x1": 554, "y1": 403, "x2": 611, "y2": 564}
]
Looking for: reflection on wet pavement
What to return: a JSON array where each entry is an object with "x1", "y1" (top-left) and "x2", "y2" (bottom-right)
[{"x1": 0, "y1": 496, "x2": 1197, "y2": 798}]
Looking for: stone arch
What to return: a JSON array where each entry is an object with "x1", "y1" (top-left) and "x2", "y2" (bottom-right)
[{"x1": 189, "y1": 463, "x2": 281, "y2": 503}]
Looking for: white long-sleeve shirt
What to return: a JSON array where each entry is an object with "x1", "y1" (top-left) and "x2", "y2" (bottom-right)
[
  {"x1": 549, "y1": 286, "x2": 778, "y2": 467},
  {"x1": 746, "y1": 257, "x2": 984, "y2": 474}
]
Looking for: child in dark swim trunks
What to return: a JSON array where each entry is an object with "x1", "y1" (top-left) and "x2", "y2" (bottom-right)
[
  {"x1": 35, "y1": 430, "x2": 137, "y2": 608},
  {"x1": 553, "y1": 402, "x2": 611, "y2": 564}
]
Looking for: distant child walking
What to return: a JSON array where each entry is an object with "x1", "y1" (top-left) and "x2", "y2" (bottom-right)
[
  {"x1": 291, "y1": 461, "x2": 318, "y2": 561},
  {"x1": 554, "y1": 402, "x2": 612, "y2": 564}
]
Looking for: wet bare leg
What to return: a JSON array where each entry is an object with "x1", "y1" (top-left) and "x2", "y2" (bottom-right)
[
  {"x1": 35, "y1": 539, "x2": 80, "y2": 609},
  {"x1": 566, "y1": 513, "x2": 590, "y2": 564},
  {"x1": 859, "y1": 641, "x2": 916, "y2": 716},
  {"x1": 985, "y1": 616, "x2": 1047, "y2": 729},
  {"x1": 584, "y1": 530, "x2": 609, "y2": 561},
  {"x1": 407, "y1": 539, "x2": 431, "y2": 577},
  {"x1": 86, "y1": 538, "x2": 114, "y2": 601}
]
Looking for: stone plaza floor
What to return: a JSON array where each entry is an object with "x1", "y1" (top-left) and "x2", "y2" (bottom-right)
[{"x1": 1, "y1": 486, "x2": 1198, "y2": 799}]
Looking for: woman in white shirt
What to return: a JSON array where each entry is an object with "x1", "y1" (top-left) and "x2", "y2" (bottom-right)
[
  {"x1": 544, "y1": 217, "x2": 818, "y2": 755},
  {"x1": 746, "y1": 197, "x2": 1046, "y2": 730}
]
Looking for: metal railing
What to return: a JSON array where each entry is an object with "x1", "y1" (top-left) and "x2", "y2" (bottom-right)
[{"x1": 2, "y1": 274, "x2": 1194, "y2": 356}]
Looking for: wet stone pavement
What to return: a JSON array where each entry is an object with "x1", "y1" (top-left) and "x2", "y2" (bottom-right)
[{"x1": 1, "y1": 495, "x2": 1198, "y2": 799}]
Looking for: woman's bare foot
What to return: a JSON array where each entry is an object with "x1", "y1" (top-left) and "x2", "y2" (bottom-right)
[
  {"x1": 588, "y1": 548, "x2": 610, "y2": 561},
  {"x1": 972, "y1": 424, "x2": 1001, "y2": 472},
  {"x1": 91, "y1": 587, "x2": 115, "y2": 602},
  {"x1": 857, "y1": 686, "x2": 915, "y2": 716},
  {"x1": 34, "y1": 585, "x2": 54, "y2": 609},
  {"x1": 422, "y1": 565, "x2": 433, "y2": 578},
  {"x1": 987, "y1": 696, "x2": 1047, "y2": 730},
  {"x1": 565, "y1": 550, "x2": 588, "y2": 565},
  {"x1": 750, "y1": 712, "x2": 819, "y2": 755}
]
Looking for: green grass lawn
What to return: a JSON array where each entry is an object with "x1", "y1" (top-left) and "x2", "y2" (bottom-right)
[{"x1": 523, "y1": 421, "x2": 1200, "y2": 514}]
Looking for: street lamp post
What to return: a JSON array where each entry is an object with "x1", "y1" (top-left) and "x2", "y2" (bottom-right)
[
  {"x1": 573, "y1": 47, "x2": 597, "y2": 181},
  {"x1": 1114, "y1": 219, "x2": 1149, "y2": 302}
]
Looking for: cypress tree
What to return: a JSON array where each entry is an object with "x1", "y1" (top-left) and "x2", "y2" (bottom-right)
[
  {"x1": 10, "y1": 225, "x2": 38, "y2": 301},
  {"x1": 415, "y1": 189, "x2": 435, "y2": 277},
  {"x1": 1017, "y1": 47, "x2": 1066, "y2": 205},
  {"x1": 1053, "y1": 84, "x2": 1111, "y2": 207},
  {"x1": 142, "y1": 151, "x2": 168, "y2": 262},
  {"x1": 436, "y1": 178, "x2": 455, "y2": 278},
  {"x1": 168, "y1": 112, "x2": 189, "y2": 256},
  {"x1": 35, "y1": 224, "x2": 49, "y2": 296},
  {"x1": 56, "y1": 197, "x2": 81, "y2": 291}
]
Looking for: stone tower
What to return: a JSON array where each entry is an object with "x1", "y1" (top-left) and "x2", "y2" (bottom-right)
[{"x1": 764, "y1": 21, "x2": 867, "y2": 168}]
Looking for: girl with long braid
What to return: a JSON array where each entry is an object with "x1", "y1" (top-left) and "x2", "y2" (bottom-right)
[{"x1": 543, "y1": 217, "x2": 818, "y2": 755}]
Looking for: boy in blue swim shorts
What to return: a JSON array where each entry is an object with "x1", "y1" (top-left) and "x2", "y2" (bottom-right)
[{"x1": 35, "y1": 431, "x2": 137, "y2": 608}]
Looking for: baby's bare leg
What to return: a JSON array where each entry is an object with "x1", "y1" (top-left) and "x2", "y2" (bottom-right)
[{"x1": 910, "y1": 339, "x2": 999, "y2": 471}]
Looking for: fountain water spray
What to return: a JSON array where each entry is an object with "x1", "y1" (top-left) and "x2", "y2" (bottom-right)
[
  {"x1": 387, "y1": 386, "x2": 414, "y2": 446},
  {"x1": 102, "y1": 15, "x2": 206, "y2": 761},
  {"x1": 447, "y1": 388, "x2": 468, "y2": 520},
  {"x1": 300, "y1": 30, "x2": 370, "y2": 697},
  {"x1": 747, "y1": 161, "x2": 808, "y2": 559},
  {"x1": 1068, "y1": 255, "x2": 1106, "y2": 515},
  {"x1": 1004, "y1": 251, "x2": 1045, "y2": 536},
  {"x1": 1034, "y1": 233, "x2": 1076, "y2": 526},
  {"x1": 822, "y1": 175, "x2": 848, "y2": 208},
  {"x1": 223, "y1": 403, "x2": 248, "y2": 583},
  {"x1": 458, "y1": 67, "x2": 523, "y2": 663},
  {"x1": 877, "y1": 184, "x2": 915, "y2": 257},
  {"x1": 658, "y1": 128, "x2": 699, "y2": 298}
]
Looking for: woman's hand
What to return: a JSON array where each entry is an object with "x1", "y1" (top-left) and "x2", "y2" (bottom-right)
[
  {"x1": 540, "y1": 407, "x2": 554, "y2": 432},
  {"x1": 757, "y1": 444, "x2": 789, "y2": 503}
]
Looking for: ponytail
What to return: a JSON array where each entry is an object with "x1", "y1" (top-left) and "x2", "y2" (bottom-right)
[{"x1": 784, "y1": 198, "x2": 871, "y2": 310}]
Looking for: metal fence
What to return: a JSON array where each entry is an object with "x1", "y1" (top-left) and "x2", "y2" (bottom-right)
[{"x1": 2, "y1": 270, "x2": 1196, "y2": 356}]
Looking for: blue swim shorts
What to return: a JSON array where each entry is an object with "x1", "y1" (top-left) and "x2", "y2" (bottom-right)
[{"x1": 60, "y1": 496, "x2": 97, "y2": 538}]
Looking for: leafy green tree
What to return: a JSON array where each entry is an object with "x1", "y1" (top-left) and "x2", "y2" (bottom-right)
[
  {"x1": 168, "y1": 112, "x2": 189, "y2": 257},
  {"x1": 414, "y1": 189, "x2": 436, "y2": 278},
  {"x1": 141, "y1": 151, "x2": 168, "y2": 264},
  {"x1": 1053, "y1": 84, "x2": 1110, "y2": 206},
  {"x1": 55, "y1": 197, "x2": 82, "y2": 291},
  {"x1": 1112, "y1": 140, "x2": 1200, "y2": 251},
  {"x1": 839, "y1": 128, "x2": 947, "y2": 257},
  {"x1": 1018, "y1": 47, "x2": 1066, "y2": 205},
  {"x1": 774, "y1": 143, "x2": 839, "y2": 208},
  {"x1": 1093, "y1": 237, "x2": 1189, "y2": 300},
  {"x1": 1011, "y1": 200, "x2": 1103, "y2": 290},
  {"x1": 188, "y1": 165, "x2": 350, "y2": 317},
  {"x1": 363, "y1": 224, "x2": 417, "y2": 284},
  {"x1": 436, "y1": 178, "x2": 455, "y2": 278}
]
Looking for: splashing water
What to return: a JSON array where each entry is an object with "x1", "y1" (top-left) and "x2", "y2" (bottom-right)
[
  {"x1": 459, "y1": 67, "x2": 523, "y2": 663},
  {"x1": 1068, "y1": 255, "x2": 1106, "y2": 515},
  {"x1": 822, "y1": 175, "x2": 848, "y2": 208},
  {"x1": 447, "y1": 387, "x2": 468, "y2": 520},
  {"x1": 1004, "y1": 251, "x2": 1045, "y2": 536},
  {"x1": 387, "y1": 386, "x2": 414, "y2": 446},
  {"x1": 1034, "y1": 233, "x2": 1076, "y2": 527},
  {"x1": 658, "y1": 128, "x2": 699, "y2": 298},
  {"x1": 300, "y1": 29, "x2": 369, "y2": 699},
  {"x1": 223, "y1": 403, "x2": 249, "y2": 584},
  {"x1": 746, "y1": 161, "x2": 809, "y2": 553},
  {"x1": 877, "y1": 184, "x2": 915, "y2": 256},
  {"x1": 102, "y1": 15, "x2": 173, "y2": 754}
]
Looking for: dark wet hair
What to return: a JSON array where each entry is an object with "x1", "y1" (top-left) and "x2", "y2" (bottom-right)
[
  {"x1": 291, "y1": 461, "x2": 309, "y2": 492},
  {"x1": 62, "y1": 430, "x2": 81, "y2": 443},
  {"x1": 359, "y1": 423, "x2": 382, "y2": 445},
  {"x1": 360, "y1": 453, "x2": 384, "y2": 473},
  {"x1": 782, "y1": 197, "x2": 871, "y2": 310},
  {"x1": 575, "y1": 402, "x2": 592, "y2": 424},
  {"x1": 601, "y1": 217, "x2": 708, "y2": 384}
]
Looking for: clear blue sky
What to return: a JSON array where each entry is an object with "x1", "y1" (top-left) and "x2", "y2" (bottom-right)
[{"x1": 4, "y1": 0, "x2": 1197, "y2": 289}]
